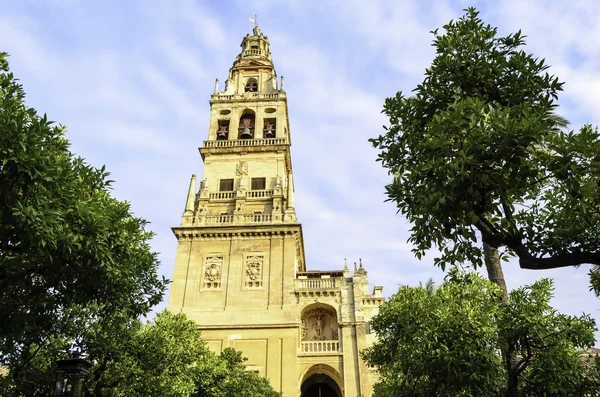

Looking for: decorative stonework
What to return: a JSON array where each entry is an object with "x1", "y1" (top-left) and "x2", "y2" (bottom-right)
[
  {"x1": 301, "y1": 307, "x2": 338, "y2": 341},
  {"x1": 236, "y1": 161, "x2": 248, "y2": 176},
  {"x1": 202, "y1": 256, "x2": 223, "y2": 289},
  {"x1": 244, "y1": 255, "x2": 264, "y2": 288}
]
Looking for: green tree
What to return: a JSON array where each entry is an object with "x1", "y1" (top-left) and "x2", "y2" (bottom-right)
[
  {"x1": 193, "y1": 347, "x2": 281, "y2": 397},
  {"x1": 370, "y1": 7, "x2": 600, "y2": 294},
  {"x1": 0, "y1": 311, "x2": 281, "y2": 397},
  {"x1": 0, "y1": 51, "x2": 168, "y2": 384},
  {"x1": 362, "y1": 270, "x2": 600, "y2": 397}
]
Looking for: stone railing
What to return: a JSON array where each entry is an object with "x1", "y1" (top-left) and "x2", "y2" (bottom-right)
[
  {"x1": 203, "y1": 138, "x2": 287, "y2": 148},
  {"x1": 243, "y1": 214, "x2": 272, "y2": 223},
  {"x1": 202, "y1": 215, "x2": 234, "y2": 225},
  {"x1": 209, "y1": 191, "x2": 236, "y2": 200},
  {"x1": 210, "y1": 92, "x2": 283, "y2": 102},
  {"x1": 247, "y1": 190, "x2": 273, "y2": 198},
  {"x1": 199, "y1": 214, "x2": 276, "y2": 226},
  {"x1": 243, "y1": 49, "x2": 268, "y2": 57},
  {"x1": 297, "y1": 278, "x2": 336, "y2": 289},
  {"x1": 300, "y1": 341, "x2": 340, "y2": 354}
]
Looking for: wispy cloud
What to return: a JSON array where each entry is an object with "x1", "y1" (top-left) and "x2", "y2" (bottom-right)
[{"x1": 1, "y1": 0, "x2": 598, "y2": 335}]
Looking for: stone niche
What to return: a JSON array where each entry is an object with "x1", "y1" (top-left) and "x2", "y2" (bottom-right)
[{"x1": 301, "y1": 306, "x2": 339, "y2": 341}]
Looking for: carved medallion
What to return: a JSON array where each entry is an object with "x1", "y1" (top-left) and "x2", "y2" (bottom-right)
[
  {"x1": 205, "y1": 263, "x2": 221, "y2": 281},
  {"x1": 236, "y1": 161, "x2": 248, "y2": 176},
  {"x1": 246, "y1": 261, "x2": 261, "y2": 280}
]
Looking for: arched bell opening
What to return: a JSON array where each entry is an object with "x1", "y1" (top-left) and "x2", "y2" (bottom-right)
[
  {"x1": 238, "y1": 110, "x2": 256, "y2": 139},
  {"x1": 300, "y1": 365, "x2": 343, "y2": 397},
  {"x1": 244, "y1": 78, "x2": 258, "y2": 92}
]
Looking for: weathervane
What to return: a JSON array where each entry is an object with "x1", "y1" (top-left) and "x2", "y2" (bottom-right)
[{"x1": 249, "y1": 15, "x2": 258, "y2": 27}]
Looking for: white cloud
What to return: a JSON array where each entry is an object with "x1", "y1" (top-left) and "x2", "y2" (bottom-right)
[{"x1": 2, "y1": 0, "x2": 599, "y2": 341}]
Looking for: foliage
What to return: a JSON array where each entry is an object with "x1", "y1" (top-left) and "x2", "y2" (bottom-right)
[
  {"x1": 0, "y1": 50, "x2": 168, "y2": 380},
  {"x1": 363, "y1": 269, "x2": 505, "y2": 396},
  {"x1": 369, "y1": 8, "x2": 600, "y2": 290},
  {"x1": 193, "y1": 347, "x2": 281, "y2": 397},
  {"x1": 363, "y1": 270, "x2": 600, "y2": 396},
  {"x1": 0, "y1": 311, "x2": 281, "y2": 397}
]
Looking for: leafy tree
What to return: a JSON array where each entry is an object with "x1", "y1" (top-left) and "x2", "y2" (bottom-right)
[
  {"x1": 370, "y1": 7, "x2": 600, "y2": 294},
  {"x1": 0, "y1": 311, "x2": 281, "y2": 397},
  {"x1": 0, "y1": 51, "x2": 168, "y2": 382},
  {"x1": 362, "y1": 270, "x2": 600, "y2": 396},
  {"x1": 193, "y1": 347, "x2": 281, "y2": 397}
]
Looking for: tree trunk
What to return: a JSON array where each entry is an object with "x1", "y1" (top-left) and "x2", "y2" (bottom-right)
[
  {"x1": 483, "y1": 242, "x2": 508, "y2": 301},
  {"x1": 482, "y1": 243, "x2": 518, "y2": 397}
]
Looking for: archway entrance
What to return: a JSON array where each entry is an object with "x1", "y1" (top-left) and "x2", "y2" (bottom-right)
[{"x1": 301, "y1": 373, "x2": 342, "y2": 397}]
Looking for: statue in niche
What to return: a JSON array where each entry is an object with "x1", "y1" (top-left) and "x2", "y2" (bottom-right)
[
  {"x1": 314, "y1": 314, "x2": 326, "y2": 341},
  {"x1": 301, "y1": 307, "x2": 337, "y2": 341}
]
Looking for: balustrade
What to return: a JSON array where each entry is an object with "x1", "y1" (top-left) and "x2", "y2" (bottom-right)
[
  {"x1": 247, "y1": 190, "x2": 273, "y2": 198},
  {"x1": 300, "y1": 341, "x2": 340, "y2": 354},
  {"x1": 209, "y1": 191, "x2": 236, "y2": 200},
  {"x1": 203, "y1": 137, "x2": 287, "y2": 148},
  {"x1": 297, "y1": 278, "x2": 336, "y2": 289},
  {"x1": 210, "y1": 92, "x2": 283, "y2": 102}
]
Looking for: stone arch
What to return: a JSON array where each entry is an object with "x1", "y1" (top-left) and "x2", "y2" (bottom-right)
[
  {"x1": 238, "y1": 109, "x2": 256, "y2": 139},
  {"x1": 300, "y1": 303, "x2": 339, "y2": 342},
  {"x1": 300, "y1": 364, "x2": 343, "y2": 397}
]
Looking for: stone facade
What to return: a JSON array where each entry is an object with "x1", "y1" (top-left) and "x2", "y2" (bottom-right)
[{"x1": 167, "y1": 25, "x2": 384, "y2": 397}]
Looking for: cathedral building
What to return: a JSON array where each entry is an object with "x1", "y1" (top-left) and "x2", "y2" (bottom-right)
[{"x1": 167, "y1": 25, "x2": 384, "y2": 397}]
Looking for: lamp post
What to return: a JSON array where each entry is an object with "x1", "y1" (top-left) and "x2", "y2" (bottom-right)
[{"x1": 54, "y1": 352, "x2": 92, "y2": 397}]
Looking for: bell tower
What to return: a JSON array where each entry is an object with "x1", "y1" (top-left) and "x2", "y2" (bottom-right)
[{"x1": 168, "y1": 24, "x2": 384, "y2": 397}]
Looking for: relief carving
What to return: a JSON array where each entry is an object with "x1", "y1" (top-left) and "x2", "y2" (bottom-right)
[
  {"x1": 203, "y1": 256, "x2": 223, "y2": 286},
  {"x1": 244, "y1": 255, "x2": 264, "y2": 288},
  {"x1": 236, "y1": 161, "x2": 248, "y2": 176}
]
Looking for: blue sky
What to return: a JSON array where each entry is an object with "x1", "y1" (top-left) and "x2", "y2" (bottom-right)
[{"x1": 2, "y1": 0, "x2": 599, "y2": 339}]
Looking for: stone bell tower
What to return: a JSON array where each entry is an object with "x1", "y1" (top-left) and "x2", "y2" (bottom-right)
[{"x1": 168, "y1": 24, "x2": 384, "y2": 397}]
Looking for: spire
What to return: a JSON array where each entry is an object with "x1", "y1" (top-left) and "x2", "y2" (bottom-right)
[
  {"x1": 343, "y1": 258, "x2": 350, "y2": 277},
  {"x1": 183, "y1": 174, "x2": 197, "y2": 216}
]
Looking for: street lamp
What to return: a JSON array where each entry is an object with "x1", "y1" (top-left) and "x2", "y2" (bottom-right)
[{"x1": 54, "y1": 352, "x2": 92, "y2": 397}]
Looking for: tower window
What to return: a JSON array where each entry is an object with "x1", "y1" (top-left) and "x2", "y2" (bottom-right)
[
  {"x1": 263, "y1": 118, "x2": 276, "y2": 138},
  {"x1": 251, "y1": 177, "x2": 266, "y2": 190},
  {"x1": 245, "y1": 79, "x2": 258, "y2": 92},
  {"x1": 219, "y1": 179, "x2": 234, "y2": 191},
  {"x1": 217, "y1": 120, "x2": 229, "y2": 140},
  {"x1": 238, "y1": 113, "x2": 255, "y2": 139}
]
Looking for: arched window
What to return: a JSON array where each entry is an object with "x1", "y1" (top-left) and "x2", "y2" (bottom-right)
[
  {"x1": 238, "y1": 111, "x2": 255, "y2": 139},
  {"x1": 245, "y1": 78, "x2": 258, "y2": 92}
]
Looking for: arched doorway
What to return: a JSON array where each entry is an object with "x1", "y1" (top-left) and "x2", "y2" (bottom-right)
[
  {"x1": 301, "y1": 373, "x2": 342, "y2": 397},
  {"x1": 300, "y1": 364, "x2": 343, "y2": 397}
]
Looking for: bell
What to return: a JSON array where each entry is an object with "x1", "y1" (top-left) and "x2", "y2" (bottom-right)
[
  {"x1": 217, "y1": 130, "x2": 227, "y2": 139},
  {"x1": 240, "y1": 128, "x2": 253, "y2": 139},
  {"x1": 264, "y1": 129, "x2": 275, "y2": 138}
]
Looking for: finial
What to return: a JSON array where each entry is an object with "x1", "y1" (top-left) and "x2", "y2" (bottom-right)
[
  {"x1": 213, "y1": 78, "x2": 219, "y2": 94},
  {"x1": 344, "y1": 258, "x2": 348, "y2": 270},
  {"x1": 354, "y1": 262, "x2": 357, "y2": 272},
  {"x1": 280, "y1": 75, "x2": 285, "y2": 91},
  {"x1": 249, "y1": 15, "x2": 258, "y2": 28},
  {"x1": 249, "y1": 15, "x2": 261, "y2": 35},
  {"x1": 359, "y1": 258, "x2": 364, "y2": 270}
]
